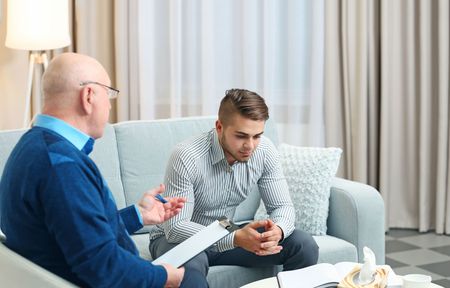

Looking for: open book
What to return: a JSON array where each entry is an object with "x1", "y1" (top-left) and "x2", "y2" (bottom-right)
[{"x1": 277, "y1": 262, "x2": 403, "y2": 288}]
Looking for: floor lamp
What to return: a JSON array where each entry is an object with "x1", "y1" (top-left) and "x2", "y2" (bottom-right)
[{"x1": 5, "y1": 0, "x2": 71, "y2": 127}]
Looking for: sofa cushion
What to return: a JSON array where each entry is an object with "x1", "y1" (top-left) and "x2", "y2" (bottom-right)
[
  {"x1": 279, "y1": 145, "x2": 342, "y2": 235},
  {"x1": 255, "y1": 145, "x2": 342, "y2": 235},
  {"x1": 314, "y1": 235, "x2": 357, "y2": 264},
  {"x1": 132, "y1": 234, "x2": 153, "y2": 260},
  {"x1": 90, "y1": 124, "x2": 126, "y2": 208},
  {"x1": 0, "y1": 130, "x2": 24, "y2": 178},
  {"x1": 114, "y1": 117, "x2": 217, "y2": 207}
]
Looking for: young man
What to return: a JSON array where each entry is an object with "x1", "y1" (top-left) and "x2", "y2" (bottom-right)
[
  {"x1": 149, "y1": 89, "x2": 318, "y2": 278},
  {"x1": 0, "y1": 53, "x2": 207, "y2": 288}
]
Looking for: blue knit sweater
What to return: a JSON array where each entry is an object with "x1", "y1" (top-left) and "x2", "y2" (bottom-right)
[{"x1": 0, "y1": 115, "x2": 166, "y2": 287}]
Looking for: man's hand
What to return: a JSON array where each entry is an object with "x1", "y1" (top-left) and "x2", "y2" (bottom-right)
[
  {"x1": 233, "y1": 220, "x2": 283, "y2": 256},
  {"x1": 161, "y1": 264, "x2": 184, "y2": 287},
  {"x1": 137, "y1": 184, "x2": 186, "y2": 225},
  {"x1": 256, "y1": 219, "x2": 283, "y2": 256}
]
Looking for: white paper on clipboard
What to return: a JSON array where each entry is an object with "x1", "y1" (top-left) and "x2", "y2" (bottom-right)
[{"x1": 152, "y1": 217, "x2": 238, "y2": 268}]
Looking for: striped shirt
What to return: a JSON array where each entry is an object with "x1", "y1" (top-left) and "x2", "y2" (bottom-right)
[{"x1": 150, "y1": 129, "x2": 295, "y2": 252}]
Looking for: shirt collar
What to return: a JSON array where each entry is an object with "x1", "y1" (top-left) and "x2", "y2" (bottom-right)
[
  {"x1": 33, "y1": 114, "x2": 94, "y2": 154},
  {"x1": 210, "y1": 129, "x2": 227, "y2": 165}
]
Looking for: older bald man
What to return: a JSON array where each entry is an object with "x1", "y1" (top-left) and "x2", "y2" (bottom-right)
[{"x1": 0, "y1": 53, "x2": 207, "y2": 288}]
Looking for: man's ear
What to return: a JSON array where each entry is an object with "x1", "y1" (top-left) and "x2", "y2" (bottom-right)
[
  {"x1": 215, "y1": 119, "x2": 223, "y2": 134},
  {"x1": 80, "y1": 86, "x2": 94, "y2": 115}
]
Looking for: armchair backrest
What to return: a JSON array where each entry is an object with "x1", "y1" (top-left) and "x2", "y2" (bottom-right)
[{"x1": 0, "y1": 243, "x2": 76, "y2": 288}]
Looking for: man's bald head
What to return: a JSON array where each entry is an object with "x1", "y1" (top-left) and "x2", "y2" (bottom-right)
[
  {"x1": 40, "y1": 53, "x2": 113, "y2": 139},
  {"x1": 42, "y1": 53, "x2": 108, "y2": 109}
]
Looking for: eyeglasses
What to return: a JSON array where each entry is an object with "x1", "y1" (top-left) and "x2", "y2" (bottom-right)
[{"x1": 79, "y1": 81, "x2": 120, "y2": 99}]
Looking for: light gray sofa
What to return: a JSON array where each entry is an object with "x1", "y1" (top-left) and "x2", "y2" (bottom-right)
[{"x1": 0, "y1": 116, "x2": 385, "y2": 288}]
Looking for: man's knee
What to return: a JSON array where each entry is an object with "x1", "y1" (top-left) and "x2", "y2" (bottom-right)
[
  {"x1": 285, "y1": 229, "x2": 319, "y2": 266},
  {"x1": 300, "y1": 230, "x2": 319, "y2": 265},
  {"x1": 180, "y1": 268, "x2": 209, "y2": 288},
  {"x1": 184, "y1": 251, "x2": 209, "y2": 276}
]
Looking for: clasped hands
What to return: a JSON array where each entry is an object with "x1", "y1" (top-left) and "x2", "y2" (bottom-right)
[{"x1": 234, "y1": 219, "x2": 283, "y2": 256}]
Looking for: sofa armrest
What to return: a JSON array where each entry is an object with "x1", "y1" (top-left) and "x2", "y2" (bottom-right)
[
  {"x1": 0, "y1": 243, "x2": 77, "y2": 288},
  {"x1": 327, "y1": 177, "x2": 385, "y2": 264}
]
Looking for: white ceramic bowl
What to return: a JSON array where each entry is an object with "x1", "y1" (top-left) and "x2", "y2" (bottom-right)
[{"x1": 402, "y1": 274, "x2": 432, "y2": 288}]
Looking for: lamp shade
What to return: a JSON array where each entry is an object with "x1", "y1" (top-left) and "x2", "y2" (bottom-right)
[{"x1": 5, "y1": 0, "x2": 71, "y2": 50}]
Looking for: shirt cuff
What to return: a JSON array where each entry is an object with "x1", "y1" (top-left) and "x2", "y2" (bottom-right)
[
  {"x1": 274, "y1": 221, "x2": 291, "y2": 243},
  {"x1": 276, "y1": 224, "x2": 285, "y2": 243},
  {"x1": 216, "y1": 231, "x2": 236, "y2": 252}
]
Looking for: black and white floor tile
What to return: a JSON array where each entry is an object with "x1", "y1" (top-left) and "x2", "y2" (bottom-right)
[{"x1": 385, "y1": 229, "x2": 450, "y2": 287}]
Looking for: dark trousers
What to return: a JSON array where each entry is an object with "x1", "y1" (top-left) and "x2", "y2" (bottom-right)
[{"x1": 150, "y1": 228, "x2": 319, "y2": 279}]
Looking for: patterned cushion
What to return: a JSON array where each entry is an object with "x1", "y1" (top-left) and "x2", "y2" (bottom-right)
[{"x1": 255, "y1": 144, "x2": 342, "y2": 235}]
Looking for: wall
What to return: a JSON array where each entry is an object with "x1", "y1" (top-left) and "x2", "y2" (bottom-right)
[
  {"x1": 0, "y1": 0, "x2": 117, "y2": 130},
  {"x1": 0, "y1": 0, "x2": 28, "y2": 130}
]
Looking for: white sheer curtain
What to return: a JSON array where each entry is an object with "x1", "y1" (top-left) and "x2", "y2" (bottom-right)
[{"x1": 115, "y1": 0, "x2": 325, "y2": 146}]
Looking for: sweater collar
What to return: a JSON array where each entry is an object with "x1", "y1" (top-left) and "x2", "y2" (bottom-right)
[{"x1": 34, "y1": 114, "x2": 94, "y2": 154}]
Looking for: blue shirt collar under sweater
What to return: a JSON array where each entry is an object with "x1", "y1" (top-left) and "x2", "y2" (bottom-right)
[{"x1": 33, "y1": 114, "x2": 94, "y2": 154}]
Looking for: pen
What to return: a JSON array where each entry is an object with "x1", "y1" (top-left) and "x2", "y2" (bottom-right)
[{"x1": 154, "y1": 194, "x2": 168, "y2": 204}]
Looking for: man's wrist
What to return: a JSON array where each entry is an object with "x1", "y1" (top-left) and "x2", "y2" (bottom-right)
[
  {"x1": 277, "y1": 225, "x2": 285, "y2": 243},
  {"x1": 217, "y1": 232, "x2": 236, "y2": 252},
  {"x1": 232, "y1": 229, "x2": 240, "y2": 247},
  {"x1": 134, "y1": 204, "x2": 144, "y2": 225}
]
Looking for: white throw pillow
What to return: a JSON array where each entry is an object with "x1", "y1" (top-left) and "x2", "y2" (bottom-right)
[{"x1": 255, "y1": 144, "x2": 342, "y2": 236}]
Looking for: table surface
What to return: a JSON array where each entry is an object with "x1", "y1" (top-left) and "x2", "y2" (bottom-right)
[
  {"x1": 239, "y1": 277, "x2": 277, "y2": 288},
  {"x1": 240, "y1": 276, "x2": 444, "y2": 288}
]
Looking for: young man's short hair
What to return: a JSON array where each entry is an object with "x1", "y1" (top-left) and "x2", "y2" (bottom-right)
[{"x1": 218, "y1": 89, "x2": 269, "y2": 125}]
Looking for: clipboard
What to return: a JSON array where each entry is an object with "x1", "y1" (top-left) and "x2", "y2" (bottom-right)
[{"x1": 152, "y1": 216, "x2": 239, "y2": 268}]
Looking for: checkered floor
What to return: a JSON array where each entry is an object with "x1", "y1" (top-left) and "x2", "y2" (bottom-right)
[{"x1": 385, "y1": 229, "x2": 450, "y2": 287}]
